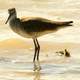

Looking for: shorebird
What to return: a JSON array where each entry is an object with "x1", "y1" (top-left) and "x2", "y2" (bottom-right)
[{"x1": 5, "y1": 8, "x2": 73, "y2": 71}]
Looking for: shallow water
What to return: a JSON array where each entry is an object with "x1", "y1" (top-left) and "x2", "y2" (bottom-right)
[{"x1": 0, "y1": 48, "x2": 80, "y2": 80}]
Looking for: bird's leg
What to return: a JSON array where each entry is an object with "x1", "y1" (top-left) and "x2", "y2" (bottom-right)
[
  {"x1": 33, "y1": 38, "x2": 41, "y2": 71},
  {"x1": 35, "y1": 38, "x2": 41, "y2": 70},
  {"x1": 33, "y1": 39, "x2": 37, "y2": 62},
  {"x1": 33, "y1": 39, "x2": 38, "y2": 70},
  {"x1": 35, "y1": 39, "x2": 40, "y2": 61}
]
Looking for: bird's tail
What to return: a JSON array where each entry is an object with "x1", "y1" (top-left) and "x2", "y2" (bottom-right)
[
  {"x1": 53, "y1": 21, "x2": 73, "y2": 26},
  {"x1": 51, "y1": 20, "x2": 73, "y2": 31},
  {"x1": 61, "y1": 21, "x2": 73, "y2": 26}
]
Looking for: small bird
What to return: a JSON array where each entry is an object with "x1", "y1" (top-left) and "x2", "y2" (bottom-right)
[{"x1": 5, "y1": 8, "x2": 73, "y2": 71}]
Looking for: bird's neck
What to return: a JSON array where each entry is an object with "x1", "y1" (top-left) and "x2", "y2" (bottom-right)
[
  {"x1": 9, "y1": 13, "x2": 19, "y2": 27},
  {"x1": 10, "y1": 14, "x2": 17, "y2": 21}
]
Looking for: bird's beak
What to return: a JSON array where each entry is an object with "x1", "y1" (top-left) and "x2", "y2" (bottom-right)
[{"x1": 5, "y1": 14, "x2": 11, "y2": 24}]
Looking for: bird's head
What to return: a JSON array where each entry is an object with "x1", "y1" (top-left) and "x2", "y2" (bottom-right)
[{"x1": 5, "y1": 8, "x2": 16, "y2": 24}]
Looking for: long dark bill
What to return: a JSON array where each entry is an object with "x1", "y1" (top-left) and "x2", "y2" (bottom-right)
[{"x1": 5, "y1": 14, "x2": 11, "y2": 24}]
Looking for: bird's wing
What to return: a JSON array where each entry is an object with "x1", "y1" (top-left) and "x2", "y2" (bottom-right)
[
  {"x1": 20, "y1": 17, "x2": 57, "y2": 32},
  {"x1": 19, "y1": 17, "x2": 73, "y2": 32},
  {"x1": 20, "y1": 17, "x2": 73, "y2": 26},
  {"x1": 20, "y1": 17, "x2": 52, "y2": 23}
]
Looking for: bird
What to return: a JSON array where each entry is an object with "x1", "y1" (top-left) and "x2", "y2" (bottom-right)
[{"x1": 5, "y1": 8, "x2": 73, "y2": 71}]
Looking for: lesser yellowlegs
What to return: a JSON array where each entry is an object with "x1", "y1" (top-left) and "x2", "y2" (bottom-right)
[{"x1": 5, "y1": 8, "x2": 73, "y2": 71}]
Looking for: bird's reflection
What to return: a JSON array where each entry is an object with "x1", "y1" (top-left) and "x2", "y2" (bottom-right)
[{"x1": 33, "y1": 70, "x2": 41, "y2": 80}]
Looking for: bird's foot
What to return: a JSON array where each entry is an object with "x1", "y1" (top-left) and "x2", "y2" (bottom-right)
[{"x1": 33, "y1": 65, "x2": 41, "y2": 71}]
